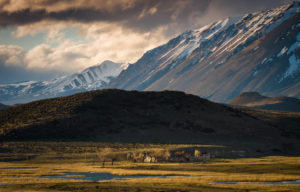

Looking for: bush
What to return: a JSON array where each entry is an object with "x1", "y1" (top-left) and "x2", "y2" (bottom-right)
[{"x1": 96, "y1": 147, "x2": 126, "y2": 166}]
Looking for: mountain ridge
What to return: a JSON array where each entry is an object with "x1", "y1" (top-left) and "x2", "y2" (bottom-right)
[
  {"x1": 108, "y1": 2, "x2": 300, "y2": 102},
  {"x1": 0, "y1": 60, "x2": 125, "y2": 104},
  {"x1": 228, "y1": 92, "x2": 300, "y2": 112}
]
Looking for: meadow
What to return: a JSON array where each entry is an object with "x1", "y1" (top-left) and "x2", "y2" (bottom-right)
[{"x1": 0, "y1": 142, "x2": 299, "y2": 192}]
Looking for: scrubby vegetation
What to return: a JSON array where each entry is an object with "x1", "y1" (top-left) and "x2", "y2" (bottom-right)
[
  {"x1": 0, "y1": 142, "x2": 222, "y2": 164},
  {"x1": 1, "y1": 89, "x2": 300, "y2": 155}
]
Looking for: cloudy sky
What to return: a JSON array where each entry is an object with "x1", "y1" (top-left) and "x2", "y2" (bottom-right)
[{"x1": 0, "y1": 0, "x2": 292, "y2": 84}]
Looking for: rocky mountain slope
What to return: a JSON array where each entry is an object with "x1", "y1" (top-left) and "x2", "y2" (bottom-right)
[
  {"x1": 108, "y1": 2, "x2": 300, "y2": 103},
  {"x1": 0, "y1": 89, "x2": 299, "y2": 154},
  {"x1": 228, "y1": 92, "x2": 300, "y2": 112},
  {"x1": 0, "y1": 61, "x2": 125, "y2": 104}
]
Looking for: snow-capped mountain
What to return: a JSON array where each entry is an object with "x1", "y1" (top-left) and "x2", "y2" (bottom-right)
[
  {"x1": 0, "y1": 60, "x2": 125, "y2": 104},
  {"x1": 109, "y1": 2, "x2": 300, "y2": 102}
]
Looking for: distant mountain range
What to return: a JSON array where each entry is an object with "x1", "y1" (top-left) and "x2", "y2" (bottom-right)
[
  {"x1": 0, "y1": 61, "x2": 125, "y2": 104},
  {"x1": 1, "y1": 2, "x2": 300, "y2": 105},
  {"x1": 108, "y1": 2, "x2": 300, "y2": 103},
  {"x1": 1, "y1": 89, "x2": 299, "y2": 154},
  {"x1": 228, "y1": 92, "x2": 300, "y2": 112}
]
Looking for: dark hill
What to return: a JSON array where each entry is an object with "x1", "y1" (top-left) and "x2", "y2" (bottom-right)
[
  {"x1": 0, "y1": 89, "x2": 299, "y2": 153},
  {"x1": 228, "y1": 92, "x2": 300, "y2": 112}
]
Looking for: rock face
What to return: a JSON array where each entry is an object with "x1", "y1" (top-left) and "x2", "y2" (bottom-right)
[
  {"x1": 228, "y1": 92, "x2": 300, "y2": 112},
  {"x1": 108, "y1": 2, "x2": 300, "y2": 103},
  {"x1": 0, "y1": 61, "x2": 125, "y2": 104}
]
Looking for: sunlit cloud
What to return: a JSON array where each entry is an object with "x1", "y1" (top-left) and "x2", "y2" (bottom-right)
[
  {"x1": 0, "y1": 45, "x2": 25, "y2": 67},
  {"x1": 1, "y1": 21, "x2": 169, "y2": 73}
]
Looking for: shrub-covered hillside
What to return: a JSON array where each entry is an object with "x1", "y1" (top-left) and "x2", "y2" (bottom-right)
[{"x1": 0, "y1": 89, "x2": 299, "y2": 154}]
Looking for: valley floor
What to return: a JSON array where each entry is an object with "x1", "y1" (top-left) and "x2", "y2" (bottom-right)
[{"x1": 0, "y1": 142, "x2": 300, "y2": 192}]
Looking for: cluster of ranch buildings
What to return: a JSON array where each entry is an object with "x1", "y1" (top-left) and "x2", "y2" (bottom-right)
[{"x1": 126, "y1": 149, "x2": 218, "y2": 163}]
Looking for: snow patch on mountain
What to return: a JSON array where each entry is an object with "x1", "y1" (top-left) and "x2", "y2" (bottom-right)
[
  {"x1": 287, "y1": 32, "x2": 300, "y2": 54},
  {"x1": 261, "y1": 57, "x2": 273, "y2": 64},
  {"x1": 264, "y1": 3, "x2": 299, "y2": 34},
  {"x1": 288, "y1": 41, "x2": 300, "y2": 54},
  {"x1": 277, "y1": 47, "x2": 288, "y2": 57},
  {"x1": 297, "y1": 32, "x2": 300, "y2": 40},
  {"x1": 159, "y1": 17, "x2": 234, "y2": 70},
  {"x1": 284, "y1": 54, "x2": 300, "y2": 78},
  {"x1": 217, "y1": 3, "x2": 298, "y2": 57},
  {"x1": 253, "y1": 70, "x2": 258, "y2": 77}
]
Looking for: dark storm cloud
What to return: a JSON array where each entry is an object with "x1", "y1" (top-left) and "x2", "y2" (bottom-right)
[
  {"x1": 0, "y1": 0, "x2": 291, "y2": 30},
  {"x1": 0, "y1": 9, "x2": 46, "y2": 27}
]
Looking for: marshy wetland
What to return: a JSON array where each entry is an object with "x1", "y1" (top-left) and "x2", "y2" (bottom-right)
[{"x1": 0, "y1": 142, "x2": 300, "y2": 192}]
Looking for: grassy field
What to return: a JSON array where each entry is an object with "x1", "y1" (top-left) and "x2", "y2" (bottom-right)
[{"x1": 0, "y1": 142, "x2": 300, "y2": 192}]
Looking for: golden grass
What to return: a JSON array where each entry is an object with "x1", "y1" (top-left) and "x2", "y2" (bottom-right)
[{"x1": 0, "y1": 142, "x2": 299, "y2": 191}]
